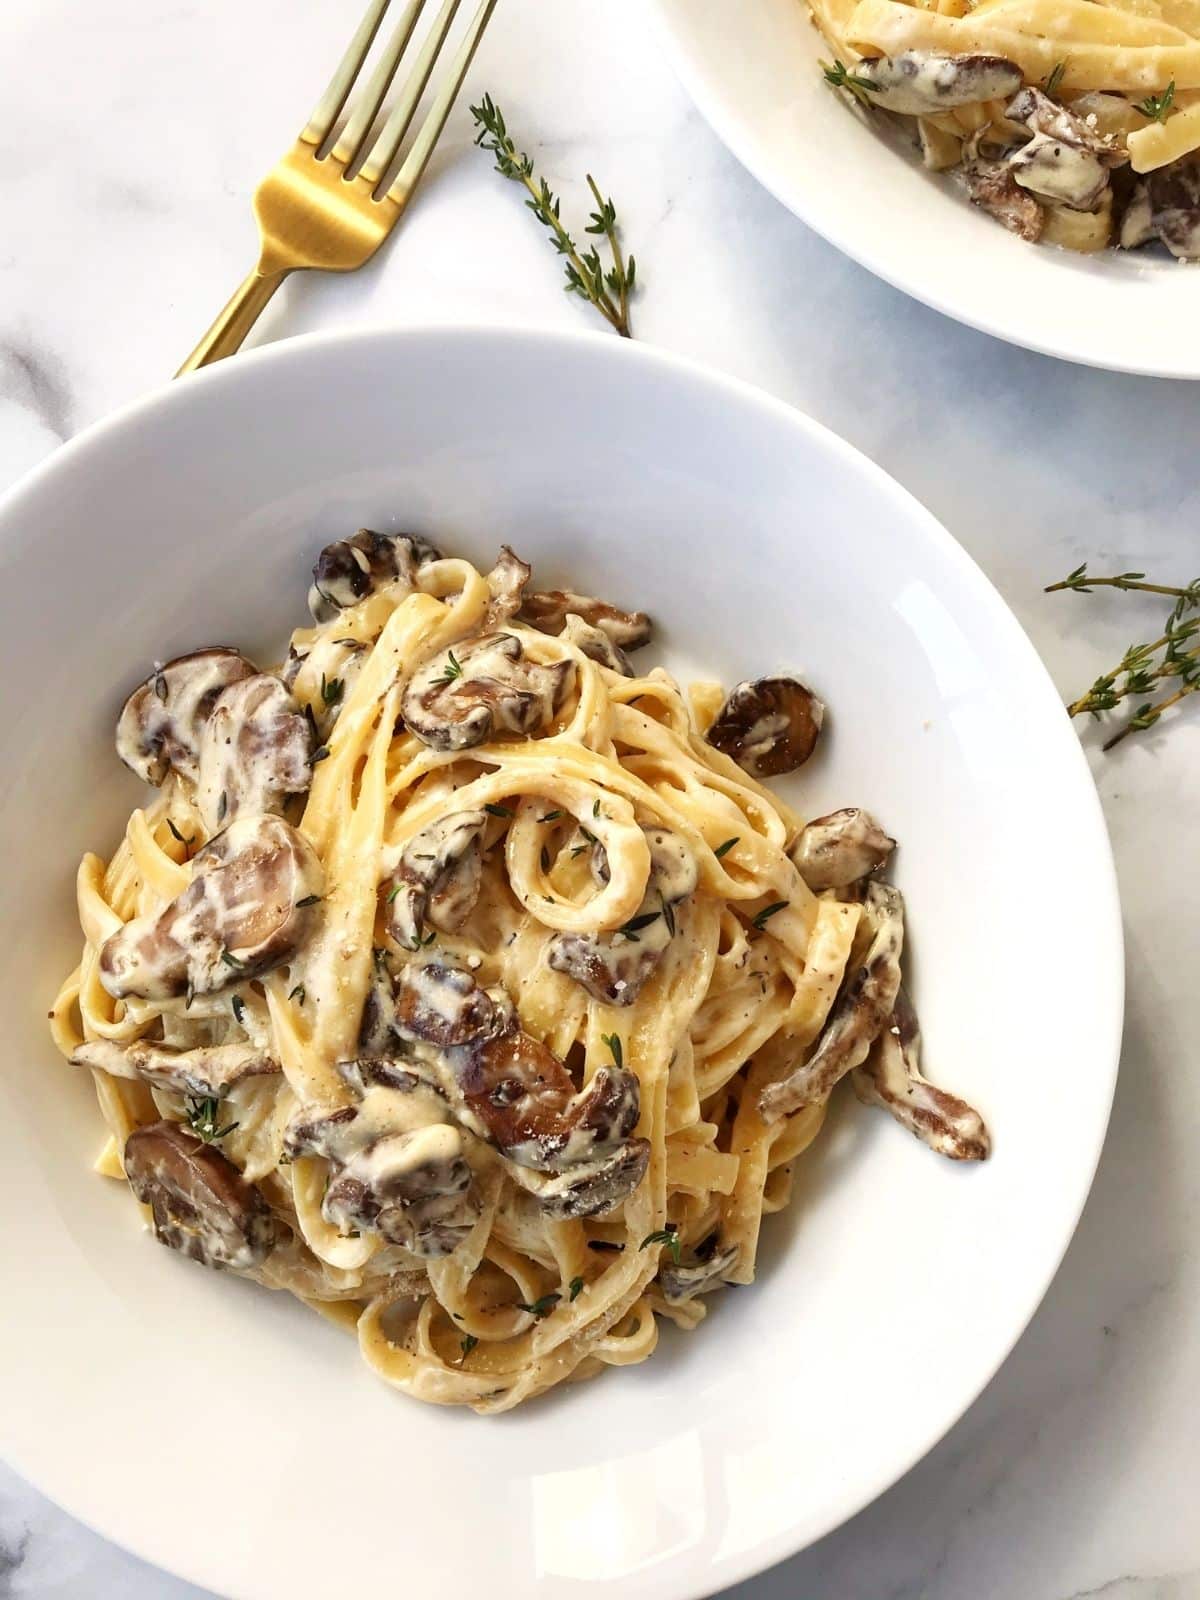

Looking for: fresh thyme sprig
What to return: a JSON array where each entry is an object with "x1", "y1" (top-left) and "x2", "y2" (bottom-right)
[
  {"x1": 1047, "y1": 563, "x2": 1200, "y2": 748},
  {"x1": 185, "y1": 1096, "x2": 238, "y2": 1144},
  {"x1": 470, "y1": 94, "x2": 636, "y2": 338},
  {"x1": 1043, "y1": 60, "x2": 1067, "y2": 98},
  {"x1": 821, "y1": 58, "x2": 877, "y2": 106},
  {"x1": 1136, "y1": 80, "x2": 1176, "y2": 121}
]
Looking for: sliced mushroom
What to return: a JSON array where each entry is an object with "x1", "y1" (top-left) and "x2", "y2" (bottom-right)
[
  {"x1": 71, "y1": 1038, "x2": 278, "y2": 1099},
  {"x1": 963, "y1": 159, "x2": 1045, "y2": 241},
  {"x1": 707, "y1": 677, "x2": 824, "y2": 779},
  {"x1": 390, "y1": 963, "x2": 647, "y2": 1204},
  {"x1": 1008, "y1": 135, "x2": 1109, "y2": 211},
  {"x1": 519, "y1": 589, "x2": 652, "y2": 651},
  {"x1": 483, "y1": 545, "x2": 532, "y2": 628},
  {"x1": 561, "y1": 612, "x2": 634, "y2": 676},
  {"x1": 116, "y1": 648, "x2": 258, "y2": 787},
  {"x1": 384, "y1": 809, "x2": 488, "y2": 950},
  {"x1": 360, "y1": 952, "x2": 403, "y2": 1055},
  {"x1": 758, "y1": 881, "x2": 904, "y2": 1122},
  {"x1": 791, "y1": 808, "x2": 896, "y2": 892},
  {"x1": 308, "y1": 530, "x2": 441, "y2": 622},
  {"x1": 99, "y1": 814, "x2": 323, "y2": 1001},
  {"x1": 1006, "y1": 86, "x2": 1125, "y2": 165},
  {"x1": 286, "y1": 1057, "x2": 478, "y2": 1256},
  {"x1": 548, "y1": 826, "x2": 697, "y2": 1006},
  {"x1": 283, "y1": 633, "x2": 369, "y2": 737},
  {"x1": 1119, "y1": 179, "x2": 1156, "y2": 249},
  {"x1": 400, "y1": 632, "x2": 574, "y2": 753},
  {"x1": 659, "y1": 1240, "x2": 739, "y2": 1302},
  {"x1": 853, "y1": 51, "x2": 1022, "y2": 116},
  {"x1": 1149, "y1": 156, "x2": 1200, "y2": 259},
  {"x1": 195, "y1": 675, "x2": 313, "y2": 833},
  {"x1": 518, "y1": 1139, "x2": 652, "y2": 1220},
  {"x1": 123, "y1": 1119, "x2": 279, "y2": 1270},
  {"x1": 852, "y1": 990, "x2": 990, "y2": 1160}
]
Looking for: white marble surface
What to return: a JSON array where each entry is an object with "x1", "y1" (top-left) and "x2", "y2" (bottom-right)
[{"x1": 2, "y1": 0, "x2": 1199, "y2": 1596}]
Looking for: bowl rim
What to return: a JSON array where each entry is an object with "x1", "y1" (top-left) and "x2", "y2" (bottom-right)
[
  {"x1": 643, "y1": 0, "x2": 1200, "y2": 381},
  {"x1": 0, "y1": 321, "x2": 1125, "y2": 1599}
]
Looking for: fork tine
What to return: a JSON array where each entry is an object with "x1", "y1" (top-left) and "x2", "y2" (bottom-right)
[
  {"x1": 301, "y1": 0, "x2": 391, "y2": 148},
  {"x1": 357, "y1": 0, "x2": 464, "y2": 189},
  {"x1": 332, "y1": 0, "x2": 428, "y2": 170},
  {"x1": 385, "y1": 0, "x2": 498, "y2": 204}
]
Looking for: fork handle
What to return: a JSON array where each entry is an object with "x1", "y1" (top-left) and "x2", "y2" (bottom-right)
[{"x1": 176, "y1": 267, "x2": 291, "y2": 376}]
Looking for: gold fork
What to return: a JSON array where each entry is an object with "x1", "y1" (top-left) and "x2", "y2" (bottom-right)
[{"x1": 177, "y1": 0, "x2": 497, "y2": 376}]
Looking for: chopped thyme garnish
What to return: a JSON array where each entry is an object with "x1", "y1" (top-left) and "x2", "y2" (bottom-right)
[
  {"x1": 288, "y1": 983, "x2": 307, "y2": 1005},
  {"x1": 640, "y1": 1224, "x2": 681, "y2": 1264},
  {"x1": 1136, "y1": 80, "x2": 1175, "y2": 121},
  {"x1": 713, "y1": 837, "x2": 739, "y2": 859},
  {"x1": 320, "y1": 673, "x2": 344, "y2": 707},
  {"x1": 517, "y1": 1293, "x2": 561, "y2": 1319},
  {"x1": 460, "y1": 1334, "x2": 479, "y2": 1359},
  {"x1": 438, "y1": 650, "x2": 464, "y2": 684},
  {"x1": 601, "y1": 1032, "x2": 623, "y2": 1070},
  {"x1": 752, "y1": 901, "x2": 788, "y2": 931},
  {"x1": 569, "y1": 1276, "x2": 585, "y2": 1301},
  {"x1": 231, "y1": 994, "x2": 245, "y2": 1024},
  {"x1": 540, "y1": 810, "x2": 563, "y2": 822},
  {"x1": 220, "y1": 947, "x2": 247, "y2": 969},
  {"x1": 485, "y1": 802, "x2": 513, "y2": 818},
  {"x1": 295, "y1": 894, "x2": 322, "y2": 908},
  {"x1": 185, "y1": 1095, "x2": 238, "y2": 1143},
  {"x1": 618, "y1": 910, "x2": 660, "y2": 941}
]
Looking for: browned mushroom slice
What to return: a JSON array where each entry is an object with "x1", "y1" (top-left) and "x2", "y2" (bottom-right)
[
  {"x1": 524, "y1": 1138, "x2": 652, "y2": 1220},
  {"x1": 852, "y1": 990, "x2": 990, "y2": 1161},
  {"x1": 391, "y1": 963, "x2": 644, "y2": 1175},
  {"x1": 400, "y1": 633, "x2": 574, "y2": 753},
  {"x1": 548, "y1": 827, "x2": 698, "y2": 1006},
  {"x1": 124, "y1": 1119, "x2": 279, "y2": 1270},
  {"x1": 98, "y1": 814, "x2": 323, "y2": 1001},
  {"x1": 790, "y1": 808, "x2": 896, "y2": 892},
  {"x1": 759, "y1": 882, "x2": 904, "y2": 1122},
  {"x1": 561, "y1": 612, "x2": 634, "y2": 676},
  {"x1": 518, "y1": 589, "x2": 652, "y2": 651},
  {"x1": 706, "y1": 677, "x2": 824, "y2": 779},
  {"x1": 1149, "y1": 156, "x2": 1200, "y2": 259},
  {"x1": 1119, "y1": 179, "x2": 1156, "y2": 249},
  {"x1": 385, "y1": 810, "x2": 488, "y2": 950},
  {"x1": 1008, "y1": 135, "x2": 1109, "y2": 211},
  {"x1": 854, "y1": 51, "x2": 1022, "y2": 115},
  {"x1": 116, "y1": 648, "x2": 258, "y2": 786},
  {"x1": 963, "y1": 159, "x2": 1045, "y2": 241},
  {"x1": 286, "y1": 1057, "x2": 477, "y2": 1256},
  {"x1": 1006, "y1": 86, "x2": 1125, "y2": 165},
  {"x1": 308, "y1": 530, "x2": 441, "y2": 622},
  {"x1": 659, "y1": 1240, "x2": 739, "y2": 1302},
  {"x1": 483, "y1": 545, "x2": 532, "y2": 628},
  {"x1": 323, "y1": 1124, "x2": 478, "y2": 1255},
  {"x1": 196, "y1": 675, "x2": 313, "y2": 833},
  {"x1": 71, "y1": 1038, "x2": 278, "y2": 1099}
]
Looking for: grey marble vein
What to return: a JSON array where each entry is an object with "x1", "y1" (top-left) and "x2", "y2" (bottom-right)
[{"x1": 0, "y1": 338, "x2": 74, "y2": 445}]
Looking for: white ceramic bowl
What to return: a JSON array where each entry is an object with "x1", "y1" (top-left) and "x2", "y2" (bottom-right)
[
  {"x1": 648, "y1": 0, "x2": 1199, "y2": 377},
  {"x1": 0, "y1": 326, "x2": 1121, "y2": 1600}
]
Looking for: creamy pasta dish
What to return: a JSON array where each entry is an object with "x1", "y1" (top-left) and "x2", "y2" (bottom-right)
[
  {"x1": 51, "y1": 531, "x2": 989, "y2": 1412},
  {"x1": 812, "y1": 0, "x2": 1200, "y2": 256}
]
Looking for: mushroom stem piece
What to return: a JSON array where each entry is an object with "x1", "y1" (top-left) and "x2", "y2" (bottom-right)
[
  {"x1": 758, "y1": 881, "x2": 904, "y2": 1122},
  {"x1": 852, "y1": 991, "x2": 991, "y2": 1161},
  {"x1": 71, "y1": 1038, "x2": 278, "y2": 1100},
  {"x1": 518, "y1": 589, "x2": 651, "y2": 651}
]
